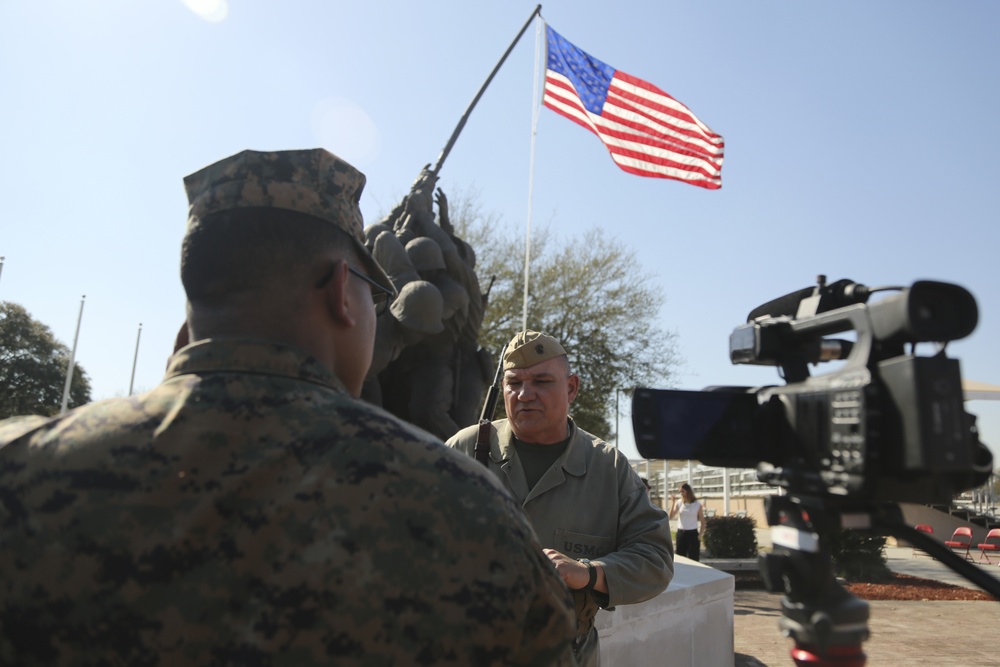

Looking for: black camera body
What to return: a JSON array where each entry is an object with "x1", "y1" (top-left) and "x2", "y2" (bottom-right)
[{"x1": 633, "y1": 277, "x2": 992, "y2": 505}]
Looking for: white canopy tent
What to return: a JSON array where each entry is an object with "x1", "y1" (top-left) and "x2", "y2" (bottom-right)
[{"x1": 963, "y1": 379, "x2": 1000, "y2": 401}]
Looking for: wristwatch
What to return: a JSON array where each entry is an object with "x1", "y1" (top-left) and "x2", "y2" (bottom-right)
[{"x1": 578, "y1": 558, "x2": 598, "y2": 592}]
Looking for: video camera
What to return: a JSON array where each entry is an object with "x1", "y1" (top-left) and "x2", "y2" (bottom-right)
[
  {"x1": 634, "y1": 276, "x2": 998, "y2": 662},
  {"x1": 632, "y1": 275, "x2": 993, "y2": 504}
]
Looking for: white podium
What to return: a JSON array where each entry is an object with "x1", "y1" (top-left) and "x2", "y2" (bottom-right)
[{"x1": 596, "y1": 557, "x2": 735, "y2": 666}]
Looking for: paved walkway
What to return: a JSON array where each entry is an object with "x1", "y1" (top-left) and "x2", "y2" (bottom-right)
[{"x1": 734, "y1": 546, "x2": 1000, "y2": 666}]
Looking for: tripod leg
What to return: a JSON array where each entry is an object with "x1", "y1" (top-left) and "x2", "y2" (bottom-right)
[{"x1": 759, "y1": 495, "x2": 871, "y2": 666}]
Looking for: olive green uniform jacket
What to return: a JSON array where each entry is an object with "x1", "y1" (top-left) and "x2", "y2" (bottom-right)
[
  {"x1": 0, "y1": 339, "x2": 576, "y2": 667},
  {"x1": 447, "y1": 418, "x2": 674, "y2": 666}
]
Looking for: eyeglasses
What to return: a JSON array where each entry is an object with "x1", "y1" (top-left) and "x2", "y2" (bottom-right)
[
  {"x1": 315, "y1": 263, "x2": 393, "y2": 316},
  {"x1": 349, "y1": 266, "x2": 393, "y2": 316}
]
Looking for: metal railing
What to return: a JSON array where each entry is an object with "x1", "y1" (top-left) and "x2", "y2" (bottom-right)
[{"x1": 632, "y1": 463, "x2": 1000, "y2": 517}]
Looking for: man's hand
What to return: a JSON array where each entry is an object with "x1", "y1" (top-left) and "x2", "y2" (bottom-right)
[
  {"x1": 393, "y1": 210, "x2": 425, "y2": 244},
  {"x1": 543, "y1": 548, "x2": 606, "y2": 593},
  {"x1": 434, "y1": 187, "x2": 453, "y2": 233}
]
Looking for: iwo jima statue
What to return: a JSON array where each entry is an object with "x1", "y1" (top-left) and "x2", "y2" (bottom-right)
[
  {"x1": 362, "y1": 166, "x2": 492, "y2": 439},
  {"x1": 362, "y1": 6, "x2": 542, "y2": 436}
]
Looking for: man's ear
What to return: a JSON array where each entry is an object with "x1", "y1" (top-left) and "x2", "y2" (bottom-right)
[
  {"x1": 172, "y1": 320, "x2": 190, "y2": 353},
  {"x1": 567, "y1": 373, "x2": 581, "y2": 403},
  {"x1": 321, "y1": 260, "x2": 357, "y2": 327}
]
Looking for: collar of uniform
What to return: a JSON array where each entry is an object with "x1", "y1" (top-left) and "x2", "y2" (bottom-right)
[
  {"x1": 498, "y1": 417, "x2": 587, "y2": 477},
  {"x1": 166, "y1": 338, "x2": 347, "y2": 392},
  {"x1": 560, "y1": 418, "x2": 588, "y2": 477}
]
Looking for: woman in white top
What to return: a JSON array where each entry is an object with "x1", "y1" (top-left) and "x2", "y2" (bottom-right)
[{"x1": 669, "y1": 483, "x2": 706, "y2": 561}]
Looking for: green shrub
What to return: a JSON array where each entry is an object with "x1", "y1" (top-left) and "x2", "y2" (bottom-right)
[
  {"x1": 703, "y1": 515, "x2": 758, "y2": 558},
  {"x1": 827, "y1": 529, "x2": 892, "y2": 581}
]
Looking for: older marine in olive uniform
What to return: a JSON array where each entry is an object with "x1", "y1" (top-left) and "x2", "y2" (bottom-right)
[
  {"x1": 447, "y1": 331, "x2": 674, "y2": 667},
  {"x1": 0, "y1": 150, "x2": 576, "y2": 666}
]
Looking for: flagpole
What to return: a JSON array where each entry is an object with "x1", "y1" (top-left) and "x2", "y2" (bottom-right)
[
  {"x1": 129, "y1": 322, "x2": 142, "y2": 395},
  {"x1": 522, "y1": 16, "x2": 543, "y2": 331},
  {"x1": 614, "y1": 388, "x2": 620, "y2": 449},
  {"x1": 431, "y1": 4, "x2": 542, "y2": 176},
  {"x1": 60, "y1": 294, "x2": 86, "y2": 415}
]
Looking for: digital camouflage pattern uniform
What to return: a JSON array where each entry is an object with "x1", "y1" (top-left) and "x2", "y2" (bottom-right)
[
  {"x1": 0, "y1": 340, "x2": 576, "y2": 666},
  {"x1": 0, "y1": 149, "x2": 576, "y2": 666}
]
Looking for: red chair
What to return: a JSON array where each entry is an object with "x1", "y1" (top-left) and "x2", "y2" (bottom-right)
[
  {"x1": 977, "y1": 528, "x2": 1000, "y2": 565},
  {"x1": 944, "y1": 526, "x2": 974, "y2": 562},
  {"x1": 911, "y1": 524, "x2": 934, "y2": 558}
]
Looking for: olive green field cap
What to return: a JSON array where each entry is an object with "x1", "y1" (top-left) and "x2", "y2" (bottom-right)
[
  {"x1": 183, "y1": 148, "x2": 393, "y2": 294},
  {"x1": 503, "y1": 330, "x2": 567, "y2": 370}
]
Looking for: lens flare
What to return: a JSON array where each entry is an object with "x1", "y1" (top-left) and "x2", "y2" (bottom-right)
[
  {"x1": 310, "y1": 98, "x2": 381, "y2": 167},
  {"x1": 181, "y1": 0, "x2": 229, "y2": 23}
]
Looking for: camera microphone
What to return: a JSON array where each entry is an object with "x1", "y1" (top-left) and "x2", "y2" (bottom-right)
[
  {"x1": 747, "y1": 287, "x2": 815, "y2": 321},
  {"x1": 747, "y1": 277, "x2": 874, "y2": 322}
]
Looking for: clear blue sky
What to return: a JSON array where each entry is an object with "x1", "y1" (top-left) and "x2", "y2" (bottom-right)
[{"x1": 2, "y1": 1, "x2": 999, "y2": 463}]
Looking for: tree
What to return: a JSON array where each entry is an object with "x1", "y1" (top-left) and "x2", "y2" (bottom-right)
[
  {"x1": 0, "y1": 301, "x2": 92, "y2": 419},
  {"x1": 451, "y1": 189, "x2": 679, "y2": 439}
]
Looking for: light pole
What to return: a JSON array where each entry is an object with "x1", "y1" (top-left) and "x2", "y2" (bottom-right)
[
  {"x1": 129, "y1": 323, "x2": 142, "y2": 395},
  {"x1": 60, "y1": 295, "x2": 86, "y2": 414}
]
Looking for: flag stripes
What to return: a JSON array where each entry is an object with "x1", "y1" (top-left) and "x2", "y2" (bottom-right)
[{"x1": 543, "y1": 25, "x2": 724, "y2": 189}]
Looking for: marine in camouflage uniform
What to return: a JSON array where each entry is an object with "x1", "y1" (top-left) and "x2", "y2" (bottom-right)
[
  {"x1": 447, "y1": 331, "x2": 674, "y2": 667},
  {"x1": 0, "y1": 149, "x2": 576, "y2": 666}
]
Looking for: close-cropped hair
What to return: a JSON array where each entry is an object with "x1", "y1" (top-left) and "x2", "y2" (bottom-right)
[{"x1": 181, "y1": 207, "x2": 351, "y2": 306}]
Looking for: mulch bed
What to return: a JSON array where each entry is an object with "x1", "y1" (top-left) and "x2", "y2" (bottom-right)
[{"x1": 734, "y1": 571, "x2": 998, "y2": 601}]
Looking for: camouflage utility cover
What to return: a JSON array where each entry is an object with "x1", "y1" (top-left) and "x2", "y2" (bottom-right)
[
  {"x1": 184, "y1": 148, "x2": 393, "y2": 293},
  {"x1": 0, "y1": 339, "x2": 575, "y2": 666},
  {"x1": 184, "y1": 148, "x2": 366, "y2": 241}
]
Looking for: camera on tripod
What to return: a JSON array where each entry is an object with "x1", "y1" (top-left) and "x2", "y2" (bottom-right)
[{"x1": 632, "y1": 275, "x2": 993, "y2": 504}]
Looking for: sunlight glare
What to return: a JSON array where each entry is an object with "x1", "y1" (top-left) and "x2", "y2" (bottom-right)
[{"x1": 181, "y1": 0, "x2": 229, "y2": 23}]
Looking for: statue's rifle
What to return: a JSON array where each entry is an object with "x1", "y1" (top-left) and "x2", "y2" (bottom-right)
[{"x1": 474, "y1": 343, "x2": 507, "y2": 467}]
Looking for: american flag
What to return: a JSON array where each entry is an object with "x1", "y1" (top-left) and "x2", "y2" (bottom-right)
[{"x1": 543, "y1": 25, "x2": 724, "y2": 189}]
